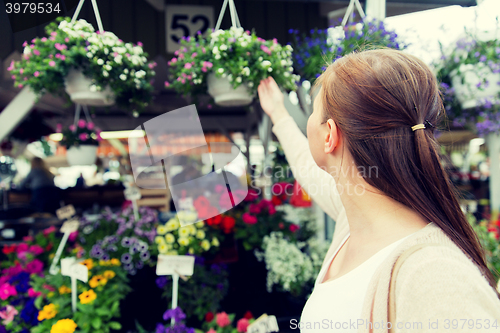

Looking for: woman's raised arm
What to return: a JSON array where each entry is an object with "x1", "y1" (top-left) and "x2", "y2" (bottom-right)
[{"x1": 258, "y1": 77, "x2": 343, "y2": 221}]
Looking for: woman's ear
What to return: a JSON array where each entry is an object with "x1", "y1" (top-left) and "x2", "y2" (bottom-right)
[{"x1": 324, "y1": 119, "x2": 338, "y2": 154}]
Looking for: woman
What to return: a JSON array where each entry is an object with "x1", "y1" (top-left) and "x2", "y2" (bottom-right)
[
  {"x1": 20, "y1": 157, "x2": 59, "y2": 213},
  {"x1": 258, "y1": 49, "x2": 500, "y2": 332}
]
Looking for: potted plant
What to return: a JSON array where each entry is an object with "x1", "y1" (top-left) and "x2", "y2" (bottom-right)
[
  {"x1": 165, "y1": 27, "x2": 299, "y2": 107},
  {"x1": 436, "y1": 29, "x2": 500, "y2": 110},
  {"x1": 59, "y1": 119, "x2": 102, "y2": 166},
  {"x1": 8, "y1": 17, "x2": 156, "y2": 114},
  {"x1": 290, "y1": 18, "x2": 406, "y2": 83}
]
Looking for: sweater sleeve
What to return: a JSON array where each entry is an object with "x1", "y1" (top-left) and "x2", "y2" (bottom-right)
[
  {"x1": 393, "y1": 246, "x2": 500, "y2": 333},
  {"x1": 272, "y1": 115, "x2": 343, "y2": 221}
]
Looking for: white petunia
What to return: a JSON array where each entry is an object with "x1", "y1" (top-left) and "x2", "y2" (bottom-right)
[
  {"x1": 258, "y1": 56, "x2": 263, "y2": 62},
  {"x1": 236, "y1": 77, "x2": 242, "y2": 83},
  {"x1": 86, "y1": 52, "x2": 93, "y2": 58},
  {"x1": 124, "y1": 69, "x2": 129, "y2": 74},
  {"x1": 219, "y1": 44, "x2": 227, "y2": 51},
  {"x1": 120, "y1": 74, "x2": 127, "y2": 81},
  {"x1": 217, "y1": 68, "x2": 224, "y2": 74},
  {"x1": 281, "y1": 60, "x2": 287, "y2": 66},
  {"x1": 284, "y1": 72, "x2": 290, "y2": 77},
  {"x1": 103, "y1": 70, "x2": 109, "y2": 77},
  {"x1": 268, "y1": 68, "x2": 273, "y2": 72},
  {"x1": 261, "y1": 60, "x2": 272, "y2": 67},
  {"x1": 248, "y1": 82, "x2": 254, "y2": 88},
  {"x1": 240, "y1": 41, "x2": 248, "y2": 48},
  {"x1": 215, "y1": 54, "x2": 221, "y2": 60},
  {"x1": 212, "y1": 46, "x2": 219, "y2": 54},
  {"x1": 97, "y1": 59, "x2": 104, "y2": 65}
]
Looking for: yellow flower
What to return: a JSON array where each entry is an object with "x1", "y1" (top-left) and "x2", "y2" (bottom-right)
[
  {"x1": 59, "y1": 286, "x2": 71, "y2": 295},
  {"x1": 103, "y1": 270, "x2": 116, "y2": 279},
  {"x1": 178, "y1": 237, "x2": 190, "y2": 246},
  {"x1": 80, "y1": 259, "x2": 94, "y2": 270},
  {"x1": 196, "y1": 230, "x2": 205, "y2": 240},
  {"x1": 177, "y1": 211, "x2": 198, "y2": 223},
  {"x1": 155, "y1": 236, "x2": 166, "y2": 244},
  {"x1": 165, "y1": 233, "x2": 175, "y2": 244},
  {"x1": 38, "y1": 303, "x2": 58, "y2": 321},
  {"x1": 47, "y1": 292, "x2": 55, "y2": 298},
  {"x1": 201, "y1": 240, "x2": 211, "y2": 251},
  {"x1": 178, "y1": 227, "x2": 190, "y2": 238},
  {"x1": 79, "y1": 289, "x2": 97, "y2": 304},
  {"x1": 166, "y1": 218, "x2": 180, "y2": 231},
  {"x1": 99, "y1": 260, "x2": 109, "y2": 266},
  {"x1": 188, "y1": 248, "x2": 194, "y2": 254},
  {"x1": 158, "y1": 243, "x2": 168, "y2": 254},
  {"x1": 89, "y1": 275, "x2": 107, "y2": 288},
  {"x1": 110, "y1": 258, "x2": 120, "y2": 266},
  {"x1": 211, "y1": 238, "x2": 220, "y2": 247},
  {"x1": 195, "y1": 221, "x2": 205, "y2": 228},
  {"x1": 50, "y1": 319, "x2": 77, "y2": 333},
  {"x1": 157, "y1": 225, "x2": 168, "y2": 235},
  {"x1": 188, "y1": 225, "x2": 197, "y2": 235},
  {"x1": 166, "y1": 250, "x2": 178, "y2": 255}
]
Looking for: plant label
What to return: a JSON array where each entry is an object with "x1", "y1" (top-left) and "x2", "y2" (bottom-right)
[
  {"x1": 178, "y1": 197, "x2": 194, "y2": 211},
  {"x1": 60, "y1": 219, "x2": 80, "y2": 234},
  {"x1": 156, "y1": 254, "x2": 195, "y2": 276},
  {"x1": 56, "y1": 205, "x2": 76, "y2": 220},
  {"x1": 61, "y1": 257, "x2": 89, "y2": 283},
  {"x1": 247, "y1": 314, "x2": 279, "y2": 333},
  {"x1": 124, "y1": 187, "x2": 142, "y2": 201}
]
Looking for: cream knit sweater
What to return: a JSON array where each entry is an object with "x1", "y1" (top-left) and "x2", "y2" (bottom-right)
[{"x1": 272, "y1": 115, "x2": 500, "y2": 332}]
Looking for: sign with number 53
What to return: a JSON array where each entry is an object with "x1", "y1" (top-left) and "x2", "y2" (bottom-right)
[{"x1": 165, "y1": 5, "x2": 214, "y2": 54}]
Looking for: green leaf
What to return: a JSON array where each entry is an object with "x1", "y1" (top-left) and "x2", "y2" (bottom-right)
[
  {"x1": 109, "y1": 322, "x2": 122, "y2": 330},
  {"x1": 95, "y1": 307, "x2": 110, "y2": 316},
  {"x1": 91, "y1": 316, "x2": 102, "y2": 329}
]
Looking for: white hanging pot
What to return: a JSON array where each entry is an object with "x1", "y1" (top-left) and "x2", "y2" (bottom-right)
[
  {"x1": 207, "y1": 73, "x2": 254, "y2": 107},
  {"x1": 450, "y1": 63, "x2": 500, "y2": 109},
  {"x1": 66, "y1": 145, "x2": 98, "y2": 166},
  {"x1": 64, "y1": 69, "x2": 115, "y2": 107}
]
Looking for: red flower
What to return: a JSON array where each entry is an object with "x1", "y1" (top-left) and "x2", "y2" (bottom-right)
[
  {"x1": 16, "y1": 243, "x2": 29, "y2": 253},
  {"x1": 278, "y1": 222, "x2": 284, "y2": 229},
  {"x1": 45, "y1": 243, "x2": 53, "y2": 252},
  {"x1": 26, "y1": 259, "x2": 43, "y2": 275},
  {"x1": 496, "y1": 220, "x2": 500, "y2": 227},
  {"x1": 249, "y1": 204, "x2": 261, "y2": 214},
  {"x1": 289, "y1": 224, "x2": 300, "y2": 233},
  {"x1": 221, "y1": 216, "x2": 236, "y2": 234},
  {"x1": 242, "y1": 213, "x2": 257, "y2": 225},
  {"x1": 272, "y1": 196, "x2": 283, "y2": 206},
  {"x1": 205, "y1": 311, "x2": 214, "y2": 322},
  {"x1": 243, "y1": 311, "x2": 253, "y2": 319},
  {"x1": 237, "y1": 318, "x2": 250, "y2": 333},
  {"x1": 244, "y1": 189, "x2": 259, "y2": 202},
  {"x1": 206, "y1": 214, "x2": 222, "y2": 226},
  {"x1": 2, "y1": 245, "x2": 16, "y2": 255}
]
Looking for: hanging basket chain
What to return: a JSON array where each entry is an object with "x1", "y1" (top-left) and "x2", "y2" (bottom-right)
[
  {"x1": 71, "y1": 0, "x2": 105, "y2": 33},
  {"x1": 341, "y1": 0, "x2": 366, "y2": 27},
  {"x1": 73, "y1": 104, "x2": 93, "y2": 128},
  {"x1": 214, "y1": 0, "x2": 242, "y2": 31}
]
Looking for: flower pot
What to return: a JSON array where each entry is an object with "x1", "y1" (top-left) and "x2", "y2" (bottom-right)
[
  {"x1": 64, "y1": 69, "x2": 115, "y2": 106},
  {"x1": 450, "y1": 64, "x2": 500, "y2": 109},
  {"x1": 66, "y1": 145, "x2": 97, "y2": 166},
  {"x1": 207, "y1": 73, "x2": 254, "y2": 107}
]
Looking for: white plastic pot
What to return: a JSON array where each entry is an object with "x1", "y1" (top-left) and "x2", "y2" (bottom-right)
[
  {"x1": 450, "y1": 63, "x2": 500, "y2": 109},
  {"x1": 64, "y1": 69, "x2": 115, "y2": 107},
  {"x1": 66, "y1": 145, "x2": 98, "y2": 166},
  {"x1": 207, "y1": 73, "x2": 254, "y2": 107}
]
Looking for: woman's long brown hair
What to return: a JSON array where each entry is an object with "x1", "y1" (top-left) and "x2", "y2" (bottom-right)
[{"x1": 315, "y1": 49, "x2": 499, "y2": 295}]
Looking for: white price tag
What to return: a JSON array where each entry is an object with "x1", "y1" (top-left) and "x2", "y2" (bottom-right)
[
  {"x1": 56, "y1": 205, "x2": 76, "y2": 220},
  {"x1": 60, "y1": 219, "x2": 80, "y2": 234},
  {"x1": 156, "y1": 255, "x2": 195, "y2": 276},
  {"x1": 61, "y1": 257, "x2": 88, "y2": 283},
  {"x1": 124, "y1": 187, "x2": 142, "y2": 200},
  {"x1": 247, "y1": 315, "x2": 279, "y2": 333}
]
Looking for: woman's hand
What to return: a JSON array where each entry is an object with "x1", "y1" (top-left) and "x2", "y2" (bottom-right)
[{"x1": 258, "y1": 77, "x2": 289, "y2": 124}]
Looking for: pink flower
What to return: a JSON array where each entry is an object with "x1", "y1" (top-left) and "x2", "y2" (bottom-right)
[
  {"x1": 289, "y1": 224, "x2": 300, "y2": 233},
  {"x1": 33, "y1": 71, "x2": 40, "y2": 77},
  {"x1": 50, "y1": 31, "x2": 57, "y2": 37},
  {"x1": 69, "y1": 231, "x2": 78, "y2": 242},
  {"x1": 273, "y1": 38, "x2": 278, "y2": 44},
  {"x1": 49, "y1": 54, "x2": 53, "y2": 58},
  {"x1": 69, "y1": 124, "x2": 76, "y2": 132},
  {"x1": 206, "y1": 329, "x2": 216, "y2": 333},
  {"x1": 171, "y1": 58, "x2": 177, "y2": 64},
  {"x1": 96, "y1": 131, "x2": 103, "y2": 142},
  {"x1": 22, "y1": 235, "x2": 33, "y2": 242},
  {"x1": 178, "y1": 53, "x2": 184, "y2": 60},
  {"x1": 49, "y1": 61, "x2": 56, "y2": 67},
  {"x1": 41, "y1": 37, "x2": 47, "y2": 42},
  {"x1": 33, "y1": 49, "x2": 40, "y2": 56},
  {"x1": 242, "y1": 213, "x2": 257, "y2": 224},
  {"x1": 79, "y1": 133, "x2": 88, "y2": 141},
  {"x1": 202, "y1": 67, "x2": 207, "y2": 72},
  {"x1": 137, "y1": 41, "x2": 143, "y2": 47},
  {"x1": 0, "y1": 305, "x2": 18, "y2": 325},
  {"x1": 174, "y1": 50, "x2": 179, "y2": 56},
  {"x1": 7, "y1": 61, "x2": 14, "y2": 71},
  {"x1": 11, "y1": 75, "x2": 15, "y2": 80},
  {"x1": 26, "y1": 259, "x2": 43, "y2": 275},
  {"x1": 184, "y1": 63, "x2": 192, "y2": 69},
  {"x1": 49, "y1": 36, "x2": 55, "y2": 41},
  {"x1": 31, "y1": 38, "x2": 36, "y2": 43},
  {"x1": 237, "y1": 318, "x2": 250, "y2": 333},
  {"x1": 43, "y1": 225, "x2": 57, "y2": 236},
  {"x1": 78, "y1": 119, "x2": 86, "y2": 128},
  {"x1": 28, "y1": 288, "x2": 41, "y2": 298},
  {"x1": 181, "y1": 79, "x2": 185, "y2": 84},
  {"x1": 202, "y1": 47, "x2": 206, "y2": 53},
  {"x1": 16, "y1": 243, "x2": 29, "y2": 253},
  {"x1": 17, "y1": 84, "x2": 23, "y2": 88},
  {"x1": 56, "y1": 53, "x2": 60, "y2": 58},
  {"x1": 244, "y1": 189, "x2": 259, "y2": 202},
  {"x1": 56, "y1": 123, "x2": 62, "y2": 133},
  {"x1": 249, "y1": 204, "x2": 261, "y2": 214},
  {"x1": 19, "y1": 68, "x2": 24, "y2": 74},
  {"x1": 203, "y1": 61, "x2": 213, "y2": 68},
  {"x1": 0, "y1": 284, "x2": 17, "y2": 301},
  {"x1": 87, "y1": 122, "x2": 95, "y2": 130},
  {"x1": 29, "y1": 245, "x2": 44, "y2": 256},
  {"x1": 164, "y1": 81, "x2": 170, "y2": 87},
  {"x1": 268, "y1": 205, "x2": 276, "y2": 215},
  {"x1": 22, "y1": 41, "x2": 27, "y2": 47},
  {"x1": 65, "y1": 38, "x2": 69, "y2": 42},
  {"x1": 216, "y1": 312, "x2": 230, "y2": 327},
  {"x1": 187, "y1": 75, "x2": 192, "y2": 80},
  {"x1": 61, "y1": 55, "x2": 66, "y2": 61},
  {"x1": 192, "y1": 52, "x2": 197, "y2": 57}
]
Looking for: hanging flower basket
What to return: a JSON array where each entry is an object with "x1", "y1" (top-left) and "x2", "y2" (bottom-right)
[
  {"x1": 64, "y1": 69, "x2": 115, "y2": 107},
  {"x1": 207, "y1": 72, "x2": 253, "y2": 106},
  {"x1": 449, "y1": 64, "x2": 500, "y2": 109},
  {"x1": 66, "y1": 144, "x2": 98, "y2": 166}
]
